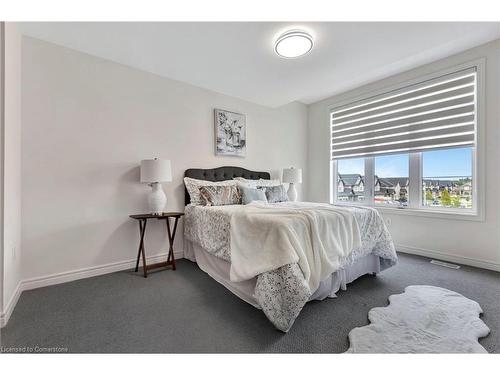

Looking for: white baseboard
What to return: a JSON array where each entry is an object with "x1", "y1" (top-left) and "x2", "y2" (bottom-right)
[
  {"x1": 0, "y1": 250, "x2": 183, "y2": 328},
  {"x1": 21, "y1": 250, "x2": 183, "y2": 291},
  {"x1": 0, "y1": 281, "x2": 22, "y2": 328},
  {"x1": 396, "y1": 244, "x2": 500, "y2": 273}
]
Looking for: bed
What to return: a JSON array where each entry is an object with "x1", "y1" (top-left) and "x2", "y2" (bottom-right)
[{"x1": 183, "y1": 166, "x2": 397, "y2": 332}]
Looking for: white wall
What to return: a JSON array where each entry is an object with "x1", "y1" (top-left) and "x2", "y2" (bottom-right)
[
  {"x1": 21, "y1": 37, "x2": 308, "y2": 282},
  {"x1": 307, "y1": 39, "x2": 500, "y2": 270},
  {"x1": 1, "y1": 23, "x2": 23, "y2": 325}
]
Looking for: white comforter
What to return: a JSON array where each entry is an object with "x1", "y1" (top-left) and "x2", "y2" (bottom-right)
[
  {"x1": 230, "y1": 202, "x2": 362, "y2": 294},
  {"x1": 184, "y1": 201, "x2": 397, "y2": 332}
]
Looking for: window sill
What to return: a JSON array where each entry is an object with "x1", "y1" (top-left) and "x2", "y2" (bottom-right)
[{"x1": 334, "y1": 202, "x2": 484, "y2": 222}]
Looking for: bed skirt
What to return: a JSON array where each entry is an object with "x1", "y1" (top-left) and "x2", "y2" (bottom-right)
[{"x1": 184, "y1": 239, "x2": 381, "y2": 309}]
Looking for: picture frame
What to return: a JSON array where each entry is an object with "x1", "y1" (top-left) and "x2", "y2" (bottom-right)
[{"x1": 214, "y1": 108, "x2": 246, "y2": 157}]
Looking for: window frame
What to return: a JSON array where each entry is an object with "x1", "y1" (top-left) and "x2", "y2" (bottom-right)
[{"x1": 329, "y1": 59, "x2": 485, "y2": 222}]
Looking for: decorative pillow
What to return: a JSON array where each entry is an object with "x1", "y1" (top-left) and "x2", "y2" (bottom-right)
[
  {"x1": 199, "y1": 185, "x2": 241, "y2": 206},
  {"x1": 233, "y1": 177, "x2": 281, "y2": 188},
  {"x1": 234, "y1": 180, "x2": 254, "y2": 191},
  {"x1": 233, "y1": 177, "x2": 258, "y2": 188},
  {"x1": 259, "y1": 185, "x2": 289, "y2": 203},
  {"x1": 184, "y1": 177, "x2": 237, "y2": 205},
  {"x1": 240, "y1": 186, "x2": 268, "y2": 205},
  {"x1": 256, "y1": 178, "x2": 282, "y2": 187}
]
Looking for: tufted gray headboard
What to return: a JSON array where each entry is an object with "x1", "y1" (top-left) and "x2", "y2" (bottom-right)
[{"x1": 184, "y1": 166, "x2": 270, "y2": 205}]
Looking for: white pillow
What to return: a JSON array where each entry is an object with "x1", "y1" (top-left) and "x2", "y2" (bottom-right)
[
  {"x1": 184, "y1": 177, "x2": 237, "y2": 205},
  {"x1": 256, "y1": 178, "x2": 282, "y2": 187},
  {"x1": 233, "y1": 177, "x2": 281, "y2": 189},
  {"x1": 233, "y1": 177, "x2": 255, "y2": 188}
]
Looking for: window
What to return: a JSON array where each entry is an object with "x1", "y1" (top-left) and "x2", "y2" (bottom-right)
[
  {"x1": 337, "y1": 158, "x2": 365, "y2": 202},
  {"x1": 374, "y1": 153, "x2": 409, "y2": 206},
  {"x1": 422, "y1": 147, "x2": 473, "y2": 209},
  {"x1": 330, "y1": 64, "x2": 480, "y2": 216}
]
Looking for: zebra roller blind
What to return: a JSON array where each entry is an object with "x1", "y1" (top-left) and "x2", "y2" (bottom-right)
[{"x1": 330, "y1": 67, "x2": 476, "y2": 160}]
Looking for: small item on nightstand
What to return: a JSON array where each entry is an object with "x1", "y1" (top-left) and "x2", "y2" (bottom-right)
[
  {"x1": 129, "y1": 212, "x2": 184, "y2": 278},
  {"x1": 282, "y1": 167, "x2": 302, "y2": 202}
]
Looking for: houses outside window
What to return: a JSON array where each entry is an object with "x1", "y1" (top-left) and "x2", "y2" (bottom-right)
[
  {"x1": 330, "y1": 63, "x2": 482, "y2": 218},
  {"x1": 336, "y1": 149, "x2": 473, "y2": 210},
  {"x1": 374, "y1": 153, "x2": 409, "y2": 206},
  {"x1": 336, "y1": 158, "x2": 365, "y2": 202},
  {"x1": 422, "y1": 147, "x2": 473, "y2": 209}
]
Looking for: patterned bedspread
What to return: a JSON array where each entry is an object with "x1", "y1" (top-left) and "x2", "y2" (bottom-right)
[{"x1": 184, "y1": 202, "x2": 397, "y2": 332}]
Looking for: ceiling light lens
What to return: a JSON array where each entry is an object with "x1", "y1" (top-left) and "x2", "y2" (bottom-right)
[{"x1": 275, "y1": 31, "x2": 313, "y2": 58}]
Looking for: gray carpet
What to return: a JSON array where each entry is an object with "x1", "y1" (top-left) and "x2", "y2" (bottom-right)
[{"x1": 1, "y1": 253, "x2": 499, "y2": 353}]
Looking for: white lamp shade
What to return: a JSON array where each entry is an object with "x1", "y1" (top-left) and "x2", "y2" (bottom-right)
[
  {"x1": 282, "y1": 167, "x2": 302, "y2": 184},
  {"x1": 140, "y1": 159, "x2": 172, "y2": 183}
]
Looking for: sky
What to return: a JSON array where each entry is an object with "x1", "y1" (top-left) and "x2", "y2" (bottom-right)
[{"x1": 337, "y1": 147, "x2": 472, "y2": 178}]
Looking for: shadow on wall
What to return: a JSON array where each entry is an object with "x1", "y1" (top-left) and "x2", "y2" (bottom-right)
[
  {"x1": 114, "y1": 164, "x2": 145, "y2": 214},
  {"x1": 103, "y1": 217, "x2": 178, "y2": 263},
  {"x1": 174, "y1": 181, "x2": 185, "y2": 208},
  {"x1": 120, "y1": 165, "x2": 140, "y2": 184}
]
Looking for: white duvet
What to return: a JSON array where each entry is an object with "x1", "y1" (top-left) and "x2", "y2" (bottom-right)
[
  {"x1": 229, "y1": 202, "x2": 362, "y2": 293},
  {"x1": 184, "y1": 201, "x2": 397, "y2": 331}
]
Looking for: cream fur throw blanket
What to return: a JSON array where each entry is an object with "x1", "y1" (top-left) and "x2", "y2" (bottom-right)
[
  {"x1": 229, "y1": 202, "x2": 361, "y2": 293},
  {"x1": 347, "y1": 285, "x2": 490, "y2": 353}
]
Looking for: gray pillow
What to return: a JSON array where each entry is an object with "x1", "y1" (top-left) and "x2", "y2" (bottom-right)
[
  {"x1": 259, "y1": 185, "x2": 289, "y2": 203},
  {"x1": 240, "y1": 186, "x2": 268, "y2": 205}
]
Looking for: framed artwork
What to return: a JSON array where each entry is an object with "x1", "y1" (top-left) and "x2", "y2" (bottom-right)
[{"x1": 214, "y1": 109, "x2": 246, "y2": 157}]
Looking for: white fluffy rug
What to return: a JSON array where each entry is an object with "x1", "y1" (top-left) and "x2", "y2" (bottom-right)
[{"x1": 346, "y1": 285, "x2": 490, "y2": 353}]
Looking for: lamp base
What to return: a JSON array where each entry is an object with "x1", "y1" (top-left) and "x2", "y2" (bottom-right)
[
  {"x1": 287, "y1": 183, "x2": 298, "y2": 202},
  {"x1": 148, "y1": 182, "x2": 167, "y2": 214}
]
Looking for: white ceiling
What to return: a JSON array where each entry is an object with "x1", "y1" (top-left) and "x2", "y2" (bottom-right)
[{"x1": 20, "y1": 22, "x2": 500, "y2": 108}]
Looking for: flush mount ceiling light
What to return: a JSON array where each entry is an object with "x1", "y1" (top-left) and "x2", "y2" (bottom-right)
[{"x1": 274, "y1": 30, "x2": 313, "y2": 58}]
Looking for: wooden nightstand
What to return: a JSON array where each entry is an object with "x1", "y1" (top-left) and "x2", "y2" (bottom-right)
[{"x1": 129, "y1": 212, "x2": 184, "y2": 278}]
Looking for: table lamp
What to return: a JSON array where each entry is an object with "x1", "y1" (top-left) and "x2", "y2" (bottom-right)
[
  {"x1": 282, "y1": 167, "x2": 302, "y2": 202},
  {"x1": 140, "y1": 159, "x2": 172, "y2": 214}
]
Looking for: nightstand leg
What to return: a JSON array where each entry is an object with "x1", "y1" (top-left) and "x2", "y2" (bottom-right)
[
  {"x1": 135, "y1": 219, "x2": 145, "y2": 272},
  {"x1": 141, "y1": 220, "x2": 148, "y2": 277},
  {"x1": 166, "y1": 217, "x2": 178, "y2": 270},
  {"x1": 135, "y1": 219, "x2": 148, "y2": 277}
]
